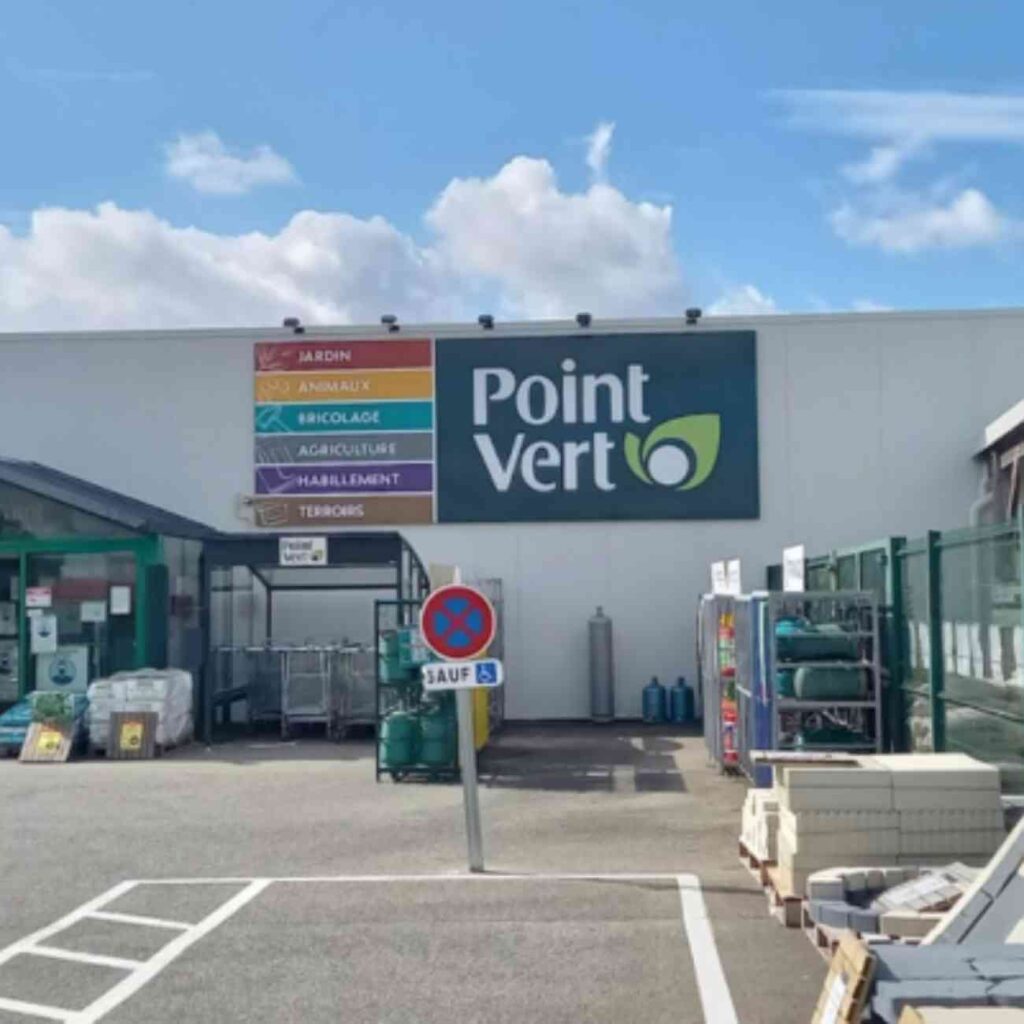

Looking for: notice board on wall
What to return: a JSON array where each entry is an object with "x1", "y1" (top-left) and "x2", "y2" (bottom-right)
[{"x1": 250, "y1": 331, "x2": 759, "y2": 526}]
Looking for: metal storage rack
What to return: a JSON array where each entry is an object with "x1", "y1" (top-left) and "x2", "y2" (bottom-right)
[
  {"x1": 734, "y1": 594, "x2": 773, "y2": 785},
  {"x1": 209, "y1": 642, "x2": 376, "y2": 738},
  {"x1": 374, "y1": 599, "x2": 459, "y2": 783},
  {"x1": 765, "y1": 590, "x2": 883, "y2": 753},
  {"x1": 247, "y1": 645, "x2": 286, "y2": 727},
  {"x1": 281, "y1": 646, "x2": 333, "y2": 738},
  {"x1": 334, "y1": 645, "x2": 375, "y2": 731},
  {"x1": 697, "y1": 593, "x2": 735, "y2": 769}
]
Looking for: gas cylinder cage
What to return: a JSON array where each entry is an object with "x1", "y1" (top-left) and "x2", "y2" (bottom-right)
[{"x1": 200, "y1": 532, "x2": 429, "y2": 742}]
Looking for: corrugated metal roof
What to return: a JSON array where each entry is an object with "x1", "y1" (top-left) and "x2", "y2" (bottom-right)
[{"x1": 0, "y1": 458, "x2": 217, "y2": 539}]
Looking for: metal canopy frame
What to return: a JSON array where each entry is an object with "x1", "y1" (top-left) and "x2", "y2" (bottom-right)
[{"x1": 198, "y1": 531, "x2": 430, "y2": 741}]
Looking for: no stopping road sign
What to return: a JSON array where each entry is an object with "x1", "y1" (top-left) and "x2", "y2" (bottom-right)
[{"x1": 420, "y1": 584, "x2": 496, "y2": 661}]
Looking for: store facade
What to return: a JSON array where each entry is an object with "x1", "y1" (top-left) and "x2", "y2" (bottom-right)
[{"x1": 2, "y1": 309, "x2": 1024, "y2": 719}]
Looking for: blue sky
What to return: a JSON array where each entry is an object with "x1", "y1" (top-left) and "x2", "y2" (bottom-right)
[{"x1": 2, "y1": 0, "x2": 1023, "y2": 329}]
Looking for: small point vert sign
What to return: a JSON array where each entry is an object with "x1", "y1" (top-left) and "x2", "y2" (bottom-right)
[{"x1": 278, "y1": 536, "x2": 327, "y2": 567}]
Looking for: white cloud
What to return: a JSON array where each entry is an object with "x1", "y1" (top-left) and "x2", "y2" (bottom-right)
[
  {"x1": 830, "y1": 187, "x2": 1007, "y2": 253},
  {"x1": 851, "y1": 298, "x2": 893, "y2": 312},
  {"x1": 773, "y1": 89, "x2": 1024, "y2": 252},
  {"x1": 165, "y1": 131, "x2": 297, "y2": 195},
  {"x1": 706, "y1": 284, "x2": 778, "y2": 316},
  {"x1": 426, "y1": 155, "x2": 679, "y2": 319},
  {"x1": 842, "y1": 141, "x2": 921, "y2": 185},
  {"x1": 585, "y1": 121, "x2": 615, "y2": 183},
  {"x1": 775, "y1": 89, "x2": 1024, "y2": 144},
  {"x1": 0, "y1": 151, "x2": 684, "y2": 331},
  {"x1": 7, "y1": 60, "x2": 155, "y2": 85}
]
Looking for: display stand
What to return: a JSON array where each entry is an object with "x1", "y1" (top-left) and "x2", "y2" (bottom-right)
[
  {"x1": 374, "y1": 598, "x2": 459, "y2": 782},
  {"x1": 765, "y1": 590, "x2": 882, "y2": 754}
]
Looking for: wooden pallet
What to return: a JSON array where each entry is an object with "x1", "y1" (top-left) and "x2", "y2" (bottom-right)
[
  {"x1": 802, "y1": 902, "x2": 843, "y2": 961},
  {"x1": 738, "y1": 839, "x2": 775, "y2": 887},
  {"x1": 19, "y1": 722, "x2": 73, "y2": 763},
  {"x1": 108, "y1": 712, "x2": 159, "y2": 759},
  {"x1": 800, "y1": 902, "x2": 922, "y2": 962},
  {"x1": 764, "y1": 865, "x2": 804, "y2": 928},
  {"x1": 811, "y1": 934, "x2": 876, "y2": 1024}
]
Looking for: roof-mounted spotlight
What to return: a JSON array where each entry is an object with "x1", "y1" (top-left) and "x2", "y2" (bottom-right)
[
  {"x1": 576, "y1": 312, "x2": 592, "y2": 328},
  {"x1": 282, "y1": 316, "x2": 305, "y2": 335},
  {"x1": 685, "y1": 307, "x2": 702, "y2": 325},
  {"x1": 478, "y1": 314, "x2": 495, "y2": 330},
  {"x1": 380, "y1": 314, "x2": 399, "y2": 333}
]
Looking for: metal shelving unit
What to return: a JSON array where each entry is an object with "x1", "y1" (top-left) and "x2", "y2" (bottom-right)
[
  {"x1": 765, "y1": 590, "x2": 883, "y2": 754},
  {"x1": 374, "y1": 599, "x2": 459, "y2": 783}
]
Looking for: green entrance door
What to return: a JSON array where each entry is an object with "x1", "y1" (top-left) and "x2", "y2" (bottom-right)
[{"x1": 25, "y1": 549, "x2": 138, "y2": 696}]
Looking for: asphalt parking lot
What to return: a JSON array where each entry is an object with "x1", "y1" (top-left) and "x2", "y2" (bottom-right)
[{"x1": 0, "y1": 725, "x2": 824, "y2": 1023}]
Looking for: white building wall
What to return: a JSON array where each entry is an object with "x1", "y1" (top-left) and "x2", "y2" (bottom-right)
[{"x1": 2, "y1": 310, "x2": 1022, "y2": 719}]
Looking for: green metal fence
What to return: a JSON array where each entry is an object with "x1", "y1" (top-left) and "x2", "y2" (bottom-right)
[{"x1": 768, "y1": 515, "x2": 1024, "y2": 787}]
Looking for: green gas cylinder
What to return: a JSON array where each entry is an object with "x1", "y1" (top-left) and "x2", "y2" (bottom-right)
[
  {"x1": 380, "y1": 710, "x2": 419, "y2": 768},
  {"x1": 419, "y1": 706, "x2": 457, "y2": 767}
]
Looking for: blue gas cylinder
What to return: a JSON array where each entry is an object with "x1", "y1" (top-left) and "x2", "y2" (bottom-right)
[
  {"x1": 668, "y1": 676, "x2": 689, "y2": 723},
  {"x1": 683, "y1": 680, "x2": 697, "y2": 723},
  {"x1": 642, "y1": 676, "x2": 667, "y2": 723}
]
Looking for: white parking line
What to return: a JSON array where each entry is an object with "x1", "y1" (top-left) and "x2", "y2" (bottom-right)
[
  {"x1": 70, "y1": 880, "x2": 270, "y2": 1024},
  {"x1": 28, "y1": 946, "x2": 144, "y2": 971},
  {"x1": 0, "y1": 872, "x2": 738, "y2": 1024},
  {"x1": 86, "y1": 911, "x2": 191, "y2": 931},
  {"x1": 0, "y1": 879, "x2": 267, "y2": 1023},
  {"x1": 0, "y1": 881, "x2": 138, "y2": 973},
  {"x1": 132, "y1": 871, "x2": 682, "y2": 885},
  {"x1": 0, "y1": 995, "x2": 71, "y2": 1022},
  {"x1": 677, "y1": 875, "x2": 740, "y2": 1024}
]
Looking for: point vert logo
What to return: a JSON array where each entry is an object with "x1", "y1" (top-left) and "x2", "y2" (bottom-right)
[{"x1": 624, "y1": 414, "x2": 721, "y2": 490}]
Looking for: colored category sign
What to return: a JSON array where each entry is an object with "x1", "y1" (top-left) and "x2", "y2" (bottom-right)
[
  {"x1": 250, "y1": 495, "x2": 433, "y2": 528},
  {"x1": 255, "y1": 368, "x2": 433, "y2": 404},
  {"x1": 254, "y1": 338, "x2": 437, "y2": 525},
  {"x1": 255, "y1": 339, "x2": 432, "y2": 372},
  {"x1": 420, "y1": 584, "x2": 497, "y2": 661},
  {"x1": 256, "y1": 463, "x2": 433, "y2": 495},
  {"x1": 255, "y1": 401, "x2": 433, "y2": 434},
  {"x1": 255, "y1": 432, "x2": 434, "y2": 465}
]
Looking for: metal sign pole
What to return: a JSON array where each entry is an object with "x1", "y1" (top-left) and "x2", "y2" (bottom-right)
[
  {"x1": 456, "y1": 688, "x2": 484, "y2": 872},
  {"x1": 421, "y1": 570, "x2": 492, "y2": 875}
]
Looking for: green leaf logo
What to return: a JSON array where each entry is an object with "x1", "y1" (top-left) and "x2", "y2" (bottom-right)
[{"x1": 624, "y1": 414, "x2": 721, "y2": 491}]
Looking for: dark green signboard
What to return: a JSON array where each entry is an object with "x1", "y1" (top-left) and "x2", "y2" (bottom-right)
[{"x1": 434, "y1": 331, "x2": 759, "y2": 522}]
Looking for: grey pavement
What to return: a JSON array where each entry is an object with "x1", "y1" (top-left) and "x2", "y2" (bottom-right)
[{"x1": 0, "y1": 724, "x2": 824, "y2": 1022}]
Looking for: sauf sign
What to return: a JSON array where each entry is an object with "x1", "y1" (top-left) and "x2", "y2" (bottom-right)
[{"x1": 434, "y1": 331, "x2": 759, "y2": 522}]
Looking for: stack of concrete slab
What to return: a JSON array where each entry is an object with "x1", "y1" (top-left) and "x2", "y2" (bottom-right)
[
  {"x1": 875, "y1": 754, "x2": 1006, "y2": 862},
  {"x1": 775, "y1": 754, "x2": 1004, "y2": 896},
  {"x1": 740, "y1": 787, "x2": 779, "y2": 862},
  {"x1": 899, "y1": 1010, "x2": 1024, "y2": 1023},
  {"x1": 872, "y1": 944, "x2": 1024, "y2": 1021},
  {"x1": 866, "y1": 817, "x2": 1024, "y2": 1020}
]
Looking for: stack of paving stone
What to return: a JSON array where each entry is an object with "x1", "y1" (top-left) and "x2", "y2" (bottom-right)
[
  {"x1": 775, "y1": 754, "x2": 1004, "y2": 897},
  {"x1": 862, "y1": 817, "x2": 1024, "y2": 1020},
  {"x1": 807, "y1": 863, "x2": 977, "y2": 940}
]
